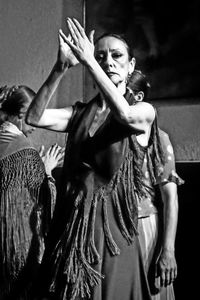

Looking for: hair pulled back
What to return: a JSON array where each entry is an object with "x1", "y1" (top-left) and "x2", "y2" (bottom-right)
[{"x1": 0, "y1": 85, "x2": 35, "y2": 124}]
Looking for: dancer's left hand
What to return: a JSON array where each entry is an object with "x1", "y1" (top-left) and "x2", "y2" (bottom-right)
[{"x1": 155, "y1": 248, "x2": 177, "y2": 288}]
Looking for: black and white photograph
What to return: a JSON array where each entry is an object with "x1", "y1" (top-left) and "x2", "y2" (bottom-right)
[{"x1": 0, "y1": 1, "x2": 199, "y2": 299}]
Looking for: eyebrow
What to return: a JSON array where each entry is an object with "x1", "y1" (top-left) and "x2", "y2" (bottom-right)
[{"x1": 96, "y1": 48, "x2": 124, "y2": 53}]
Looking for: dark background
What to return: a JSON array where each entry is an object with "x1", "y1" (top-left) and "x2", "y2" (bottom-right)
[
  {"x1": 86, "y1": 0, "x2": 200, "y2": 100},
  {"x1": 174, "y1": 162, "x2": 198, "y2": 300}
]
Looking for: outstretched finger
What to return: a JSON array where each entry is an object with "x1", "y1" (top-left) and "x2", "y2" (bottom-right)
[
  {"x1": 72, "y1": 18, "x2": 86, "y2": 38},
  {"x1": 89, "y1": 30, "x2": 95, "y2": 45},
  {"x1": 160, "y1": 269, "x2": 165, "y2": 287},
  {"x1": 58, "y1": 32, "x2": 62, "y2": 45},
  {"x1": 165, "y1": 269, "x2": 171, "y2": 286},
  {"x1": 59, "y1": 29, "x2": 77, "y2": 52},
  {"x1": 54, "y1": 146, "x2": 62, "y2": 158},
  {"x1": 66, "y1": 18, "x2": 79, "y2": 43},
  {"x1": 48, "y1": 143, "x2": 58, "y2": 156},
  {"x1": 59, "y1": 29, "x2": 69, "y2": 43},
  {"x1": 39, "y1": 145, "x2": 45, "y2": 157},
  {"x1": 58, "y1": 151, "x2": 65, "y2": 162},
  {"x1": 58, "y1": 32, "x2": 67, "y2": 51}
]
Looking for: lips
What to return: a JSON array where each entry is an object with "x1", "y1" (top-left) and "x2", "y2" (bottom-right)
[{"x1": 106, "y1": 72, "x2": 118, "y2": 77}]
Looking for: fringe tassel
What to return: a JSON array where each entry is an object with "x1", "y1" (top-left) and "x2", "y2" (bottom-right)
[
  {"x1": 102, "y1": 197, "x2": 120, "y2": 255},
  {"x1": 112, "y1": 190, "x2": 134, "y2": 245},
  {"x1": 85, "y1": 194, "x2": 101, "y2": 264},
  {"x1": 123, "y1": 152, "x2": 138, "y2": 236},
  {"x1": 49, "y1": 194, "x2": 104, "y2": 300},
  {"x1": 109, "y1": 150, "x2": 138, "y2": 245}
]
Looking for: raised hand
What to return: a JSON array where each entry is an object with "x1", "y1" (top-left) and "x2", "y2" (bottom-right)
[
  {"x1": 41, "y1": 144, "x2": 65, "y2": 176},
  {"x1": 57, "y1": 31, "x2": 79, "y2": 69},
  {"x1": 59, "y1": 17, "x2": 95, "y2": 66}
]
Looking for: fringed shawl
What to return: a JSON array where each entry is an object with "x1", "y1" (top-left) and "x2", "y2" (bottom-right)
[
  {"x1": 0, "y1": 130, "x2": 56, "y2": 299},
  {"x1": 43, "y1": 90, "x2": 165, "y2": 300}
]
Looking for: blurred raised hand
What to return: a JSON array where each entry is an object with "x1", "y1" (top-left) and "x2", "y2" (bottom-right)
[{"x1": 39, "y1": 144, "x2": 65, "y2": 176}]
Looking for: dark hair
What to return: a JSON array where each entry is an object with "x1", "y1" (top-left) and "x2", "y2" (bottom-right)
[
  {"x1": 94, "y1": 32, "x2": 134, "y2": 60},
  {"x1": 128, "y1": 69, "x2": 151, "y2": 100},
  {"x1": 0, "y1": 85, "x2": 35, "y2": 115},
  {"x1": 0, "y1": 85, "x2": 35, "y2": 124}
]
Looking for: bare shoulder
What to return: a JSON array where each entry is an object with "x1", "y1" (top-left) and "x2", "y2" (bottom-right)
[
  {"x1": 134, "y1": 101, "x2": 155, "y2": 110},
  {"x1": 130, "y1": 101, "x2": 155, "y2": 123}
]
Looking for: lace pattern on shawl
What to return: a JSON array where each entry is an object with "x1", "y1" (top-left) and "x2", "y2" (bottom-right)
[{"x1": 0, "y1": 148, "x2": 49, "y2": 297}]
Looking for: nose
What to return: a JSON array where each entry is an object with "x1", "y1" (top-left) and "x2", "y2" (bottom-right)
[{"x1": 103, "y1": 53, "x2": 114, "y2": 68}]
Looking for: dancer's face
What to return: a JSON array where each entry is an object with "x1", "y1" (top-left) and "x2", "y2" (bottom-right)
[{"x1": 95, "y1": 36, "x2": 135, "y2": 88}]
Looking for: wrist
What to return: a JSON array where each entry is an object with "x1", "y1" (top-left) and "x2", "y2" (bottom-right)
[
  {"x1": 162, "y1": 246, "x2": 175, "y2": 253},
  {"x1": 45, "y1": 169, "x2": 52, "y2": 177},
  {"x1": 85, "y1": 56, "x2": 97, "y2": 69},
  {"x1": 54, "y1": 61, "x2": 69, "y2": 73}
]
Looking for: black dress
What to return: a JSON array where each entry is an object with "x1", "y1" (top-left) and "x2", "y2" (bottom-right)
[{"x1": 36, "y1": 92, "x2": 151, "y2": 300}]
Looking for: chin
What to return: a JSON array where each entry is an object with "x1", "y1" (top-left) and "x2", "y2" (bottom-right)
[{"x1": 110, "y1": 78, "x2": 121, "y2": 86}]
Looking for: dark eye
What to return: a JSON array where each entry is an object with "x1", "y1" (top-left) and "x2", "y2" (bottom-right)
[
  {"x1": 95, "y1": 53, "x2": 104, "y2": 62},
  {"x1": 112, "y1": 53, "x2": 123, "y2": 59}
]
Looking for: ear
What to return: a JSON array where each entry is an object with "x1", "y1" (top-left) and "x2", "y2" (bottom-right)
[
  {"x1": 128, "y1": 57, "x2": 136, "y2": 75},
  {"x1": 18, "y1": 113, "x2": 23, "y2": 119},
  {"x1": 134, "y1": 91, "x2": 144, "y2": 102}
]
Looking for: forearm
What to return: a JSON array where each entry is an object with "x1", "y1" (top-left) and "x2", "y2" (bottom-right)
[
  {"x1": 162, "y1": 189, "x2": 179, "y2": 252},
  {"x1": 26, "y1": 61, "x2": 68, "y2": 126}
]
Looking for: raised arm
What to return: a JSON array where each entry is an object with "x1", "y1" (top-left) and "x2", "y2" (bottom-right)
[
  {"x1": 26, "y1": 33, "x2": 79, "y2": 132},
  {"x1": 61, "y1": 18, "x2": 155, "y2": 131}
]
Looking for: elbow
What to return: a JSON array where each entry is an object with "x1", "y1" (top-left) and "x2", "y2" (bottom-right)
[
  {"x1": 25, "y1": 114, "x2": 31, "y2": 125},
  {"x1": 116, "y1": 109, "x2": 133, "y2": 125},
  {"x1": 25, "y1": 112, "x2": 37, "y2": 127},
  {"x1": 25, "y1": 113, "x2": 33, "y2": 126},
  {"x1": 116, "y1": 113, "x2": 145, "y2": 133}
]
